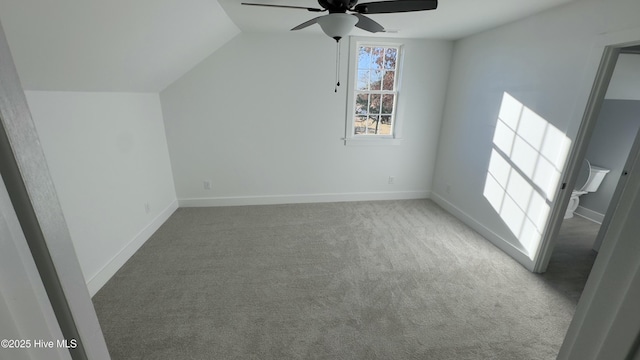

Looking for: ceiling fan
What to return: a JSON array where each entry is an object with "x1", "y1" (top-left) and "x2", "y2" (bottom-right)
[{"x1": 241, "y1": 0, "x2": 438, "y2": 42}]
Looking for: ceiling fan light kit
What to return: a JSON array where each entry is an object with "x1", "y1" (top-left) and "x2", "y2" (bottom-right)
[{"x1": 317, "y1": 13, "x2": 359, "y2": 41}]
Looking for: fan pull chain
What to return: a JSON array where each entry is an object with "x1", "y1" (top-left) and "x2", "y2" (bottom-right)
[{"x1": 334, "y1": 40, "x2": 341, "y2": 93}]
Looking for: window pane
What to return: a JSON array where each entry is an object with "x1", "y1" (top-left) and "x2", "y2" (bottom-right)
[
  {"x1": 369, "y1": 94, "x2": 381, "y2": 115},
  {"x1": 370, "y1": 70, "x2": 382, "y2": 90},
  {"x1": 354, "y1": 115, "x2": 367, "y2": 134},
  {"x1": 382, "y1": 71, "x2": 395, "y2": 90},
  {"x1": 359, "y1": 47, "x2": 372, "y2": 69},
  {"x1": 367, "y1": 115, "x2": 380, "y2": 134},
  {"x1": 384, "y1": 48, "x2": 397, "y2": 69},
  {"x1": 355, "y1": 94, "x2": 369, "y2": 115},
  {"x1": 357, "y1": 70, "x2": 370, "y2": 90},
  {"x1": 381, "y1": 94, "x2": 394, "y2": 114},
  {"x1": 371, "y1": 47, "x2": 384, "y2": 69},
  {"x1": 378, "y1": 116, "x2": 392, "y2": 135}
]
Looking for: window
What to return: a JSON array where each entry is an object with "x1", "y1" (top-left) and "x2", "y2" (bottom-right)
[{"x1": 345, "y1": 41, "x2": 403, "y2": 143}]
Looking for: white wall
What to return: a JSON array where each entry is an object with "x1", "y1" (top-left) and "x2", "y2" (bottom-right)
[
  {"x1": 25, "y1": 91, "x2": 178, "y2": 296},
  {"x1": 161, "y1": 32, "x2": 452, "y2": 206},
  {"x1": 431, "y1": 0, "x2": 640, "y2": 264},
  {"x1": 605, "y1": 54, "x2": 640, "y2": 100}
]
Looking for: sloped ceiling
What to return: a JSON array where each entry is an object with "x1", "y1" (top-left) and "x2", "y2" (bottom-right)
[
  {"x1": 0, "y1": 0, "x2": 577, "y2": 92},
  {"x1": 0, "y1": 0, "x2": 240, "y2": 92}
]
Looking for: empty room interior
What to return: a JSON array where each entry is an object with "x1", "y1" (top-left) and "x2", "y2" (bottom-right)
[{"x1": 1, "y1": 0, "x2": 640, "y2": 359}]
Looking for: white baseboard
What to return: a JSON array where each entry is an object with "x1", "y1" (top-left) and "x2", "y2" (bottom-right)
[
  {"x1": 178, "y1": 190, "x2": 431, "y2": 207},
  {"x1": 87, "y1": 200, "x2": 178, "y2": 297},
  {"x1": 430, "y1": 192, "x2": 535, "y2": 271},
  {"x1": 574, "y1": 205, "x2": 604, "y2": 224}
]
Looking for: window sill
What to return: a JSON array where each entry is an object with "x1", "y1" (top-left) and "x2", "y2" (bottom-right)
[{"x1": 342, "y1": 137, "x2": 404, "y2": 146}]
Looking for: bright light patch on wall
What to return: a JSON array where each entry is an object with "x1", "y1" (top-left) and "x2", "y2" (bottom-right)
[{"x1": 483, "y1": 92, "x2": 571, "y2": 259}]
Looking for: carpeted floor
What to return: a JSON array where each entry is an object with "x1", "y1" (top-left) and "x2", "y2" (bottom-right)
[{"x1": 92, "y1": 199, "x2": 594, "y2": 359}]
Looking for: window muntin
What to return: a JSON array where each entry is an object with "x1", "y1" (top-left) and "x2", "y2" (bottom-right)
[{"x1": 352, "y1": 45, "x2": 400, "y2": 136}]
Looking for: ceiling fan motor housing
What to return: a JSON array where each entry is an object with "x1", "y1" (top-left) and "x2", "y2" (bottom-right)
[{"x1": 318, "y1": 0, "x2": 357, "y2": 13}]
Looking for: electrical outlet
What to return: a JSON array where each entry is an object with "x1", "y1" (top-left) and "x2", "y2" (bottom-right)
[
  {"x1": 144, "y1": 202, "x2": 151, "y2": 214},
  {"x1": 388, "y1": 176, "x2": 395, "y2": 185},
  {"x1": 203, "y1": 180, "x2": 212, "y2": 190},
  {"x1": 446, "y1": 184, "x2": 451, "y2": 194}
]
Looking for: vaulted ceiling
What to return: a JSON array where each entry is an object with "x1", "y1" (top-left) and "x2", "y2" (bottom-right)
[
  {"x1": 0, "y1": 0, "x2": 239, "y2": 92},
  {"x1": 0, "y1": 0, "x2": 577, "y2": 92}
]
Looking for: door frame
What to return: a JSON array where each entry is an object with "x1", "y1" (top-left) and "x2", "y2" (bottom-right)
[
  {"x1": 0, "y1": 170, "x2": 70, "y2": 360},
  {"x1": 533, "y1": 29, "x2": 640, "y2": 273},
  {"x1": 0, "y1": 21, "x2": 110, "y2": 359}
]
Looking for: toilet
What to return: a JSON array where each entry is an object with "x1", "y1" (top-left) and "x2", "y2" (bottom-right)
[{"x1": 564, "y1": 159, "x2": 610, "y2": 219}]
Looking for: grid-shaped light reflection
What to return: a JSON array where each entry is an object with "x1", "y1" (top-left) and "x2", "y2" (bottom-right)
[{"x1": 483, "y1": 92, "x2": 571, "y2": 259}]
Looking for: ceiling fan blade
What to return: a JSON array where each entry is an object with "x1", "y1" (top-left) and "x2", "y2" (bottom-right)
[
  {"x1": 353, "y1": 13, "x2": 384, "y2": 33},
  {"x1": 291, "y1": 16, "x2": 322, "y2": 31},
  {"x1": 354, "y1": 0, "x2": 437, "y2": 14},
  {"x1": 241, "y1": 3, "x2": 325, "y2": 12}
]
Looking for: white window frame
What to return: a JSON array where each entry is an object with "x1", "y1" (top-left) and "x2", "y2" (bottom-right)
[{"x1": 344, "y1": 38, "x2": 404, "y2": 146}]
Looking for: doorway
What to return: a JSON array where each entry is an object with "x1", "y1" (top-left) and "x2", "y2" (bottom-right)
[
  {"x1": 543, "y1": 48, "x2": 640, "y2": 298},
  {"x1": 566, "y1": 48, "x2": 640, "y2": 245},
  {"x1": 535, "y1": 42, "x2": 640, "y2": 276}
]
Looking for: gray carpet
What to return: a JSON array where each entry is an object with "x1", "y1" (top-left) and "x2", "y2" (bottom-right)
[{"x1": 92, "y1": 199, "x2": 588, "y2": 359}]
